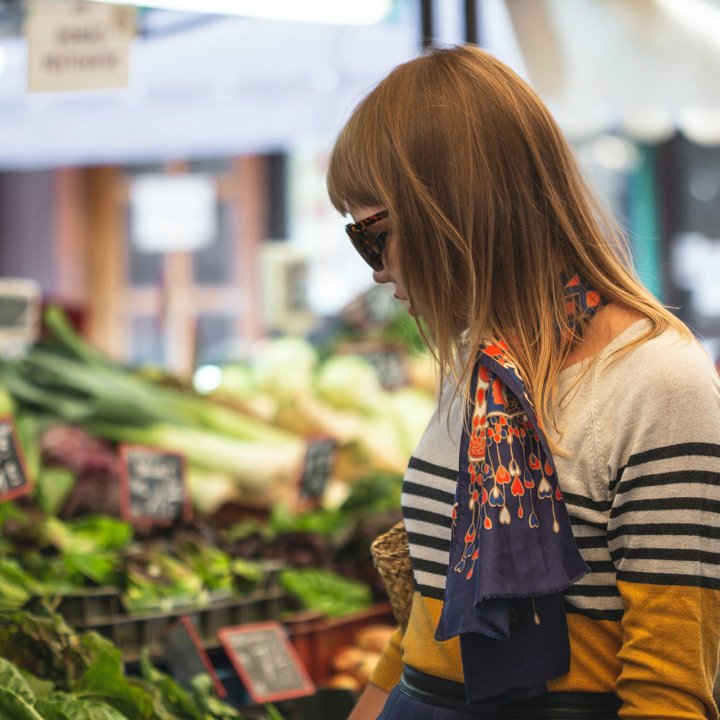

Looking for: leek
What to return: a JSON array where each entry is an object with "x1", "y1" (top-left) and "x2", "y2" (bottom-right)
[{"x1": 89, "y1": 421, "x2": 304, "y2": 490}]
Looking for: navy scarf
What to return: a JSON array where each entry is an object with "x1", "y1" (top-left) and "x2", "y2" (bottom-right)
[{"x1": 435, "y1": 276, "x2": 605, "y2": 705}]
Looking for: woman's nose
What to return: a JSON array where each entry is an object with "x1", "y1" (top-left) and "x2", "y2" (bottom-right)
[{"x1": 373, "y1": 265, "x2": 391, "y2": 284}]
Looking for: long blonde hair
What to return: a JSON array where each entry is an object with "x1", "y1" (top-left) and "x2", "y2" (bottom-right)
[{"x1": 327, "y1": 45, "x2": 689, "y2": 434}]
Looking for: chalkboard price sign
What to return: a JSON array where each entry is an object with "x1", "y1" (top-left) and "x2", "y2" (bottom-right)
[
  {"x1": 0, "y1": 416, "x2": 32, "y2": 503},
  {"x1": 118, "y1": 445, "x2": 191, "y2": 525},
  {"x1": 162, "y1": 616, "x2": 226, "y2": 697},
  {"x1": 218, "y1": 621, "x2": 315, "y2": 704},
  {"x1": 361, "y1": 349, "x2": 407, "y2": 391},
  {"x1": 299, "y1": 436, "x2": 337, "y2": 500}
]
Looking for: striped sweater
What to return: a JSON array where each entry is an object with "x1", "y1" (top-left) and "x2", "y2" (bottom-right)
[{"x1": 371, "y1": 321, "x2": 720, "y2": 719}]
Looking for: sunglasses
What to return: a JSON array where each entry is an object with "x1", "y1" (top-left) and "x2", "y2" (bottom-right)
[{"x1": 345, "y1": 209, "x2": 390, "y2": 271}]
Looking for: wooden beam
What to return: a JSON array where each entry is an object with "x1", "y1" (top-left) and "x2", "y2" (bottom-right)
[
  {"x1": 232, "y1": 155, "x2": 266, "y2": 342},
  {"x1": 85, "y1": 166, "x2": 126, "y2": 359},
  {"x1": 52, "y1": 168, "x2": 88, "y2": 308}
]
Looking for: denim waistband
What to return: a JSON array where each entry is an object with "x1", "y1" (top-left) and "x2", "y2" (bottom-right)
[{"x1": 399, "y1": 666, "x2": 621, "y2": 719}]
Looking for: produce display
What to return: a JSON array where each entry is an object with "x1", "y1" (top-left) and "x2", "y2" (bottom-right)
[
  {"x1": 0, "y1": 296, "x2": 436, "y2": 715},
  {"x1": 0, "y1": 306, "x2": 434, "y2": 515},
  {"x1": 279, "y1": 568, "x2": 372, "y2": 619},
  {"x1": 0, "y1": 504, "x2": 264, "y2": 615},
  {"x1": 0, "y1": 307, "x2": 308, "y2": 513},
  {"x1": 0, "y1": 606, "x2": 259, "y2": 719},
  {"x1": 213, "y1": 340, "x2": 435, "y2": 488}
]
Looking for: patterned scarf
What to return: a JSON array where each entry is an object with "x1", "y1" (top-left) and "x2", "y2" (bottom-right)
[{"x1": 435, "y1": 276, "x2": 606, "y2": 705}]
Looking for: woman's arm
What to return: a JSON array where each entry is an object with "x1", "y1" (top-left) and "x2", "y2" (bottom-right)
[
  {"x1": 606, "y1": 358, "x2": 720, "y2": 719},
  {"x1": 348, "y1": 682, "x2": 391, "y2": 720}
]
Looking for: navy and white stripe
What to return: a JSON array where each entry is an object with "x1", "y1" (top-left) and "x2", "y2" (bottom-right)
[{"x1": 401, "y1": 322, "x2": 720, "y2": 622}]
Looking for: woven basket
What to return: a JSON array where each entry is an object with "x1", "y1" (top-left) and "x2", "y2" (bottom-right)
[{"x1": 370, "y1": 521, "x2": 414, "y2": 628}]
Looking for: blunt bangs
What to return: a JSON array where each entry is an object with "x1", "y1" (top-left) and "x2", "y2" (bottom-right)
[{"x1": 327, "y1": 92, "x2": 395, "y2": 216}]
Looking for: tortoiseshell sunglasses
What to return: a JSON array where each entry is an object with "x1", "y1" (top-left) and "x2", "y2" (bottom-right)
[{"x1": 345, "y1": 209, "x2": 390, "y2": 271}]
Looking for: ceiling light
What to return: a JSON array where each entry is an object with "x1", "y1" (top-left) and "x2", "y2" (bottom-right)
[
  {"x1": 85, "y1": 0, "x2": 391, "y2": 25},
  {"x1": 655, "y1": 0, "x2": 720, "y2": 48}
]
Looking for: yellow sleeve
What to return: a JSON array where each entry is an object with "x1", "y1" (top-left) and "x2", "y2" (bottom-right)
[
  {"x1": 616, "y1": 581, "x2": 720, "y2": 719},
  {"x1": 369, "y1": 625, "x2": 404, "y2": 691}
]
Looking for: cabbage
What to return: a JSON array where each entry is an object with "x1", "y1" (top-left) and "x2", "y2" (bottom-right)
[
  {"x1": 253, "y1": 337, "x2": 318, "y2": 398},
  {"x1": 315, "y1": 355, "x2": 386, "y2": 414}
]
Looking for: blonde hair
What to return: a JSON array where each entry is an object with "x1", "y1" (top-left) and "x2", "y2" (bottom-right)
[{"x1": 327, "y1": 45, "x2": 689, "y2": 436}]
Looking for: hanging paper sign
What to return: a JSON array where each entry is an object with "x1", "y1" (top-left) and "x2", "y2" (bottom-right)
[
  {"x1": 162, "y1": 616, "x2": 226, "y2": 698},
  {"x1": 0, "y1": 417, "x2": 32, "y2": 503},
  {"x1": 299, "y1": 436, "x2": 337, "y2": 500},
  {"x1": 0, "y1": 279, "x2": 42, "y2": 358},
  {"x1": 118, "y1": 445, "x2": 191, "y2": 525},
  {"x1": 26, "y1": 1, "x2": 135, "y2": 93},
  {"x1": 130, "y1": 174, "x2": 217, "y2": 253},
  {"x1": 218, "y1": 622, "x2": 315, "y2": 704}
]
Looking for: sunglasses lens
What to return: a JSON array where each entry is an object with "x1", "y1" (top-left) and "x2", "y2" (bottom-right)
[
  {"x1": 345, "y1": 210, "x2": 389, "y2": 271},
  {"x1": 350, "y1": 231, "x2": 386, "y2": 271}
]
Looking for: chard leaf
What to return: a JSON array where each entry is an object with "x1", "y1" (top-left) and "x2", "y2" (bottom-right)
[
  {"x1": 36, "y1": 467, "x2": 75, "y2": 516},
  {"x1": 191, "y1": 674, "x2": 242, "y2": 718},
  {"x1": 139, "y1": 649, "x2": 203, "y2": 719},
  {"x1": 62, "y1": 551, "x2": 117, "y2": 586},
  {"x1": 37, "y1": 697, "x2": 131, "y2": 720},
  {"x1": 0, "y1": 657, "x2": 37, "y2": 706},
  {"x1": 0, "y1": 688, "x2": 45, "y2": 720},
  {"x1": 72, "y1": 651, "x2": 155, "y2": 720},
  {"x1": 18, "y1": 669, "x2": 55, "y2": 702}
]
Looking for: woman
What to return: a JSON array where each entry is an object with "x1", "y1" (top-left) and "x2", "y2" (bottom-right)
[{"x1": 327, "y1": 46, "x2": 720, "y2": 720}]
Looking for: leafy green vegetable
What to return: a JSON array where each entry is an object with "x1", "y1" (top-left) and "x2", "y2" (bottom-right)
[
  {"x1": 0, "y1": 688, "x2": 45, "y2": 720},
  {"x1": 37, "y1": 697, "x2": 131, "y2": 720},
  {"x1": 42, "y1": 515, "x2": 133, "y2": 554},
  {"x1": 0, "y1": 499, "x2": 28, "y2": 531},
  {"x1": 19, "y1": 668, "x2": 55, "y2": 702},
  {"x1": 0, "y1": 386, "x2": 15, "y2": 415},
  {"x1": 0, "y1": 559, "x2": 46, "y2": 612},
  {"x1": 263, "y1": 705, "x2": 286, "y2": 720},
  {"x1": 267, "y1": 504, "x2": 346, "y2": 539},
  {"x1": 0, "y1": 610, "x2": 91, "y2": 688},
  {"x1": 252, "y1": 337, "x2": 318, "y2": 399},
  {"x1": 281, "y1": 567, "x2": 372, "y2": 617},
  {"x1": 139, "y1": 650, "x2": 205, "y2": 720},
  {"x1": 14, "y1": 411, "x2": 42, "y2": 484},
  {"x1": 340, "y1": 472, "x2": 403, "y2": 515},
  {"x1": 0, "y1": 657, "x2": 45, "y2": 720},
  {"x1": 315, "y1": 355, "x2": 385, "y2": 414},
  {"x1": 0, "y1": 657, "x2": 37, "y2": 706},
  {"x1": 0, "y1": 608, "x2": 250, "y2": 720},
  {"x1": 36, "y1": 467, "x2": 75, "y2": 516},
  {"x1": 190, "y1": 674, "x2": 241, "y2": 719},
  {"x1": 62, "y1": 551, "x2": 118, "y2": 587}
]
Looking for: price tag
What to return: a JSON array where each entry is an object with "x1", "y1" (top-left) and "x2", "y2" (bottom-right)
[
  {"x1": 299, "y1": 436, "x2": 337, "y2": 500},
  {"x1": 361, "y1": 349, "x2": 407, "y2": 390},
  {"x1": 218, "y1": 621, "x2": 315, "y2": 704},
  {"x1": 118, "y1": 445, "x2": 191, "y2": 525},
  {"x1": 338, "y1": 342, "x2": 408, "y2": 391},
  {"x1": 0, "y1": 279, "x2": 41, "y2": 358},
  {"x1": 162, "y1": 616, "x2": 226, "y2": 698},
  {"x1": 0, "y1": 417, "x2": 32, "y2": 503}
]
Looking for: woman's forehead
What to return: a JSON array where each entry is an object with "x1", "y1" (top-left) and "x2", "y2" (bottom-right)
[{"x1": 349, "y1": 205, "x2": 386, "y2": 223}]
